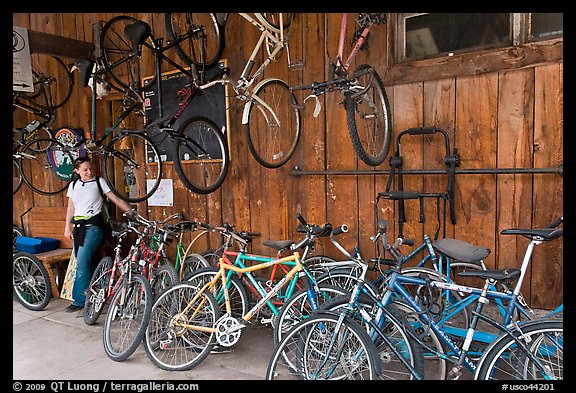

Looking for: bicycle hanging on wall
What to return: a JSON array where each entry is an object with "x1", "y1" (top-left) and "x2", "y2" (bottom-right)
[{"x1": 290, "y1": 13, "x2": 392, "y2": 166}]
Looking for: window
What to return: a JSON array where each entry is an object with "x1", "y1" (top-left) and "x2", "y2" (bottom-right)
[
  {"x1": 398, "y1": 13, "x2": 562, "y2": 62},
  {"x1": 528, "y1": 13, "x2": 563, "y2": 41}
]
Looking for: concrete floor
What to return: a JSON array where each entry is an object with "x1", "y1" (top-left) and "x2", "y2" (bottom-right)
[{"x1": 13, "y1": 298, "x2": 275, "y2": 381}]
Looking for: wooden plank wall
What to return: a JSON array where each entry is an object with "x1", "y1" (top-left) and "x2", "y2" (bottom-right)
[{"x1": 12, "y1": 13, "x2": 563, "y2": 309}]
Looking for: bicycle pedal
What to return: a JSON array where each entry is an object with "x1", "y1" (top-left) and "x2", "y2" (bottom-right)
[
  {"x1": 159, "y1": 339, "x2": 172, "y2": 350},
  {"x1": 260, "y1": 317, "x2": 274, "y2": 325},
  {"x1": 289, "y1": 61, "x2": 305, "y2": 70}
]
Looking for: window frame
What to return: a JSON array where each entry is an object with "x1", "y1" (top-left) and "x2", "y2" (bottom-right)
[{"x1": 396, "y1": 13, "x2": 560, "y2": 63}]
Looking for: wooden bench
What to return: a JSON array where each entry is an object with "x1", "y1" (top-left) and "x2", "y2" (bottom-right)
[{"x1": 24, "y1": 207, "x2": 73, "y2": 299}]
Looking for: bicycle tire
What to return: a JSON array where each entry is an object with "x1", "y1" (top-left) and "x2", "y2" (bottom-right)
[
  {"x1": 315, "y1": 268, "x2": 380, "y2": 299},
  {"x1": 100, "y1": 15, "x2": 157, "y2": 93},
  {"x1": 164, "y1": 13, "x2": 224, "y2": 67},
  {"x1": 143, "y1": 282, "x2": 221, "y2": 371},
  {"x1": 84, "y1": 256, "x2": 115, "y2": 325},
  {"x1": 475, "y1": 319, "x2": 563, "y2": 380},
  {"x1": 392, "y1": 299, "x2": 448, "y2": 380},
  {"x1": 103, "y1": 131, "x2": 162, "y2": 203},
  {"x1": 173, "y1": 117, "x2": 229, "y2": 194},
  {"x1": 16, "y1": 127, "x2": 53, "y2": 153},
  {"x1": 13, "y1": 252, "x2": 52, "y2": 311},
  {"x1": 256, "y1": 13, "x2": 295, "y2": 33},
  {"x1": 178, "y1": 252, "x2": 210, "y2": 279},
  {"x1": 22, "y1": 53, "x2": 73, "y2": 110},
  {"x1": 102, "y1": 274, "x2": 153, "y2": 362},
  {"x1": 344, "y1": 64, "x2": 392, "y2": 166},
  {"x1": 380, "y1": 267, "x2": 471, "y2": 329},
  {"x1": 267, "y1": 313, "x2": 381, "y2": 380},
  {"x1": 273, "y1": 284, "x2": 349, "y2": 346},
  {"x1": 183, "y1": 267, "x2": 250, "y2": 319},
  {"x1": 150, "y1": 263, "x2": 178, "y2": 301},
  {"x1": 244, "y1": 78, "x2": 301, "y2": 168},
  {"x1": 201, "y1": 248, "x2": 223, "y2": 267},
  {"x1": 13, "y1": 158, "x2": 23, "y2": 195},
  {"x1": 319, "y1": 296, "x2": 426, "y2": 380},
  {"x1": 20, "y1": 137, "x2": 73, "y2": 196}
]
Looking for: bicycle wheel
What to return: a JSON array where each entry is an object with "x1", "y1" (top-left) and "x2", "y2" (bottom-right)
[
  {"x1": 184, "y1": 267, "x2": 250, "y2": 319},
  {"x1": 475, "y1": 319, "x2": 563, "y2": 380},
  {"x1": 244, "y1": 78, "x2": 301, "y2": 168},
  {"x1": 20, "y1": 137, "x2": 73, "y2": 195},
  {"x1": 273, "y1": 284, "x2": 349, "y2": 346},
  {"x1": 14, "y1": 126, "x2": 53, "y2": 153},
  {"x1": 179, "y1": 253, "x2": 210, "y2": 279},
  {"x1": 392, "y1": 299, "x2": 448, "y2": 380},
  {"x1": 164, "y1": 13, "x2": 224, "y2": 67},
  {"x1": 23, "y1": 53, "x2": 73, "y2": 110},
  {"x1": 13, "y1": 158, "x2": 23, "y2": 195},
  {"x1": 201, "y1": 248, "x2": 223, "y2": 267},
  {"x1": 316, "y1": 268, "x2": 380, "y2": 299},
  {"x1": 267, "y1": 313, "x2": 381, "y2": 380},
  {"x1": 173, "y1": 117, "x2": 229, "y2": 194},
  {"x1": 143, "y1": 282, "x2": 221, "y2": 371},
  {"x1": 100, "y1": 15, "x2": 157, "y2": 92},
  {"x1": 102, "y1": 274, "x2": 153, "y2": 362},
  {"x1": 256, "y1": 13, "x2": 295, "y2": 33},
  {"x1": 150, "y1": 263, "x2": 178, "y2": 301},
  {"x1": 103, "y1": 131, "x2": 162, "y2": 203},
  {"x1": 13, "y1": 252, "x2": 51, "y2": 311},
  {"x1": 84, "y1": 256, "x2": 115, "y2": 325},
  {"x1": 319, "y1": 296, "x2": 425, "y2": 380},
  {"x1": 344, "y1": 64, "x2": 392, "y2": 166}
]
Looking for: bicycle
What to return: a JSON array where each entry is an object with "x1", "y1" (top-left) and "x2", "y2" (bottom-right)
[
  {"x1": 290, "y1": 13, "x2": 392, "y2": 166},
  {"x1": 142, "y1": 217, "x2": 347, "y2": 371},
  {"x1": 267, "y1": 223, "x2": 423, "y2": 380},
  {"x1": 184, "y1": 216, "x2": 345, "y2": 325},
  {"x1": 83, "y1": 214, "x2": 149, "y2": 326},
  {"x1": 148, "y1": 13, "x2": 301, "y2": 170},
  {"x1": 268, "y1": 219, "x2": 563, "y2": 380},
  {"x1": 13, "y1": 54, "x2": 76, "y2": 195},
  {"x1": 289, "y1": 219, "x2": 562, "y2": 380},
  {"x1": 13, "y1": 251, "x2": 52, "y2": 311}
]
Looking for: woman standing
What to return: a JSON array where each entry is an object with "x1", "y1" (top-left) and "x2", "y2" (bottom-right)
[{"x1": 63, "y1": 156, "x2": 134, "y2": 313}]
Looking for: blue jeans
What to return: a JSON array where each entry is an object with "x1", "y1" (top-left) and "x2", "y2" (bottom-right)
[{"x1": 72, "y1": 225, "x2": 103, "y2": 306}]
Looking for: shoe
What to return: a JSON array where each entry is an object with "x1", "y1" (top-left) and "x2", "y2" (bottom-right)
[
  {"x1": 64, "y1": 304, "x2": 83, "y2": 313},
  {"x1": 211, "y1": 345, "x2": 233, "y2": 354}
]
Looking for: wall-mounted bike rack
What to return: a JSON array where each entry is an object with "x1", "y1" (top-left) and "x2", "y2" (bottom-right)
[{"x1": 289, "y1": 126, "x2": 562, "y2": 237}]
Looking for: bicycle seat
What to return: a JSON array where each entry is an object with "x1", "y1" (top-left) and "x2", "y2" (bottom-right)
[
  {"x1": 501, "y1": 228, "x2": 563, "y2": 241},
  {"x1": 433, "y1": 238, "x2": 491, "y2": 264},
  {"x1": 123, "y1": 20, "x2": 151, "y2": 56},
  {"x1": 75, "y1": 56, "x2": 94, "y2": 87},
  {"x1": 263, "y1": 240, "x2": 294, "y2": 251},
  {"x1": 457, "y1": 268, "x2": 520, "y2": 282}
]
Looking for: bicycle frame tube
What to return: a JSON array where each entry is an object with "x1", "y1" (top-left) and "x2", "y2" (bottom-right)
[
  {"x1": 175, "y1": 251, "x2": 302, "y2": 333},
  {"x1": 336, "y1": 13, "x2": 374, "y2": 73}
]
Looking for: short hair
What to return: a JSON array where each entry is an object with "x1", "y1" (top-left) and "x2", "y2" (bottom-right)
[{"x1": 73, "y1": 155, "x2": 91, "y2": 168}]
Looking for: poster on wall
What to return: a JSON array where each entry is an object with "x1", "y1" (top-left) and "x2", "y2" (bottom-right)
[
  {"x1": 142, "y1": 60, "x2": 230, "y2": 163},
  {"x1": 146, "y1": 179, "x2": 174, "y2": 207},
  {"x1": 13, "y1": 26, "x2": 34, "y2": 93}
]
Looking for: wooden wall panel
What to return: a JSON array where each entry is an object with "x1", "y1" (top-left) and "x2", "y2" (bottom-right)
[
  {"x1": 454, "y1": 74, "x2": 498, "y2": 269},
  {"x1": 12, "y1": 12, "x2": 563, "y2": 308},
  {"x1": 531, "y1": 63, "x2": 563, "y2": 309}
]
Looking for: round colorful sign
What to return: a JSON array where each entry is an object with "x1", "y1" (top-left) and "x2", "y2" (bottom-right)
[{"x1": 47, "y1": 127, "x2": 87, "y2": 181}]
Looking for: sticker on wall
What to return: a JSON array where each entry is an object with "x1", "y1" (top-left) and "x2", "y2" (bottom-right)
[{"x1": 146, "y1": 178, "x2": 173, "y2": 207}]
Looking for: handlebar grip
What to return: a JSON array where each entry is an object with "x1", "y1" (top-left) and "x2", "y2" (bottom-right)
[
  {"x1": 546, "y1": 217, "x2": 563, "y2": 228},
  {"x1": 407, "y1": 126, "x2": 437, "y2": 135},
  {"x1": 331, "y1": 225, "x2": 348, "y2": 236},
  {"x1": 296, "y1": 213, "x2": 307, "y2": 226},
  {"x1": 402, "y1": 238, "x2": 415, "y2": 246}
]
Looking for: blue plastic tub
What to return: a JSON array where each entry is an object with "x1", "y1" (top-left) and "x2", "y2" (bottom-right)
[{"x1": 15, "y1": 236, "x2": 60, "y2": 254}]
